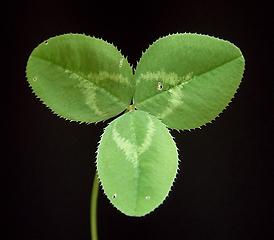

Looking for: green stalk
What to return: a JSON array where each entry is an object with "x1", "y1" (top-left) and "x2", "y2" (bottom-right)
[{"x1": 91, "y1": 172, "x2": 99, "y2": 240}]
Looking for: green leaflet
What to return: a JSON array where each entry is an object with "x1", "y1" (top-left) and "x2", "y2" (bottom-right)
[
  {"x1": 96, "y1": 110, "x2": 179, "y2": 216},
  {"x1": 26, "y1": 34, "x2": 134, "y2": 123},
  {"x1": 134, "y1": 33, "x2": 245, "y2": 130}
]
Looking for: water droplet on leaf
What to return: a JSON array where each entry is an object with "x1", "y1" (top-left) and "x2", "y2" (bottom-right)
[
  {"x1": 145, "y1": 196, "x2": 150, "y2": 200},
  {"x1": 44, "y1": 41, "x2": 48, "y2": 45},
  {"x1": 113, "y1": 193, "x2": 117, "y2": 199},
  {"x1": 33, "y1": 77, "x2": 37, "y2": 82},
  {"x1": 157, "y1": 82, "x2": 163, "y2": 91}
]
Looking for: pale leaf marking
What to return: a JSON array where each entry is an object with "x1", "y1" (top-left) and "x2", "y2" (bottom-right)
[
  {"x1": 76, "y1": 78, "x2": 107, "y2": 116},
  {"x1": 112, "y1": 114, "x2": 156, "y2": 167},
  {"x1": 158, "y1": 87, "x2": 184, "y2": 119}
]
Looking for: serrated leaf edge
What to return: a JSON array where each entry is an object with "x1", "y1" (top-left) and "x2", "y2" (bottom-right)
[
  {"x1": 95, "y1": 111, "x2": 180, "y2": 217},
  {"x1": 26, "y1": 33, "x2": 133, "y2": 124},
  {"x1": 134, "y1": 32, "x2": 245, "y2": 131}
]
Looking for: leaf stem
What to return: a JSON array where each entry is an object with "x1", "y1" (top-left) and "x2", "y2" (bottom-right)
[
  {"x1": 91, "y1": 172, "x2": 99, "y2": 240},
  {"x1": 126, "y1": 104, "x2": 136, "y2": 112}
]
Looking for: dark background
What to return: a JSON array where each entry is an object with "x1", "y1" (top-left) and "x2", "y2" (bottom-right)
[{"x1": 9, "y1": 0, "x2": 273, "y2": 239}]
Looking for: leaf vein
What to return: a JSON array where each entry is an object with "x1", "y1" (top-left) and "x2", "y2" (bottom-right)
[{"x1": 136, "y1": 56, "x2": 242, "y2": 106}]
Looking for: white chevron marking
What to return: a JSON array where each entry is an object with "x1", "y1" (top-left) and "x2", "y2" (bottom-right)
[
  {"x1": 112, "y1": 114, "x2": 156, "y2": 168},
  {"x1": 159, "y1": 86, "x2": 184, "y2": 119},
  {"x1": 112, "y1": 123, "x2": 138, "y2": 168},
  {"x1": 138, "y1": 115, "x2": 155, "y2": 156},
  {"x1": 77, "y1": 78, "x2": 106, "y2": 116}
]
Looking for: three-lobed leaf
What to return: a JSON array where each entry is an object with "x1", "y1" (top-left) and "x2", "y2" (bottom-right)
[
  {"x1": 96, "y1": 110, "x2": 179, "y2": 216},
  {"x1": 26, "y1": 33, "x2": 245, "y2": 217}
]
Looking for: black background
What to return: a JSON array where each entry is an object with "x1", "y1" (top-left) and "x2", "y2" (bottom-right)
[{"x1": 9, "y1": 0, "x2": 273, "y2": 239}]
